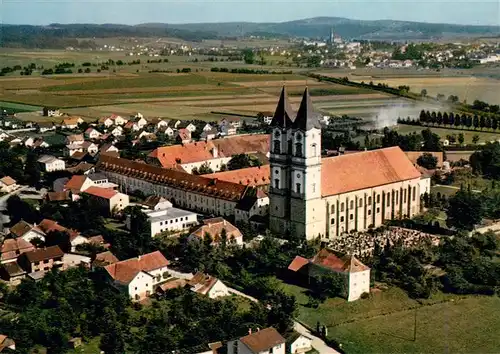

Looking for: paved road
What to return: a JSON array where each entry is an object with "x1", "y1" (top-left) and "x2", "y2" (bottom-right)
[
  {"x1": 434, "y1": 184, "x2": 481, "y2": 193},
  {"x1": 294, "y1": 321, "x2": 340, "y2": 354},
  {"x1": 0, "y1": 186, "x2": 29, "y2": 211}
]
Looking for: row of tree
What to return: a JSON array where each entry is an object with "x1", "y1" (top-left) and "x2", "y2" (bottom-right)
[{"x1": 412, "y1": 110, "x2": 500, "y2": 130}]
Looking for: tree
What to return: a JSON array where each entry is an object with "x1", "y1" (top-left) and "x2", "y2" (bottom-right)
[
  {"x1": 492, "y1": 117, "x2": 499, "y2": 131},
  {"x1": 479, "y1": 116, "x2": 486, "y2": 130},
  {"x1": 419, "y1": 110, "x2": 427, "y2": 123},
  {"x1": 447, "y1": 188, "x2": 484, "y2": 231},
  {"x1": 473, "y1": 115, "x2": 479, "y2": 130},
  {"x1": 421, "y1": 128, "x2": 443, "y2": 152},
  {"x1": 24, "y1": 150, "x2": 41, "y2": 187},
  {"x1": 420, "y1": 89, "x2": 427, "y2": 97},
  {"x1": 442, "y1": 112, "x2": 449, "y2": 126},
  {"x1": 449, "y1": 112, "x2": 455, "y2": 126},
  {"x1": 472, "y1": 135, "x2": 480, "y2": 145},
  {"x1": 417, "y1": 153, "x2": 438, "y2": 169},
  {"x1": 436, "y1": 112, "x2": 443, "y2": 126},
  {"x1": 243, "y1": 49, "x2": 255, "y2": 64},
  {"x1": 6, "y1": 195, "x2": 40, "y2": 224},
  {"x1": 458, "y1": 133, "x2": 465, "y2": 145},
  {"x1": 227, "y1": 154, "x2": 262, "y2": 170}
]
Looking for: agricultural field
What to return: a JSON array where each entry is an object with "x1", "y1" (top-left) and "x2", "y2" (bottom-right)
[
  {"x1": 396, "y1": 124, "x2": 500, "y2": 144},
  {"x1": 281, "y1": 281, "x2": 500, "y2": 354}
]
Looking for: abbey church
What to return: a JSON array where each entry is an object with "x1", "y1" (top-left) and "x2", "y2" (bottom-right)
[{"x1": 269, "y1": 87, "x2": 427, "y2": 241}]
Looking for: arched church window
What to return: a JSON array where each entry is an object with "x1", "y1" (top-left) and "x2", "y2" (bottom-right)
[
  {"x1": 296, "y1": 183, "x2": 301, "y2": 194},
  {"x1": 412, "y1": 186, "x2": 416, "y2": 201},
  {"x1": 295, "y1": 142, "x2": 303, "y2": 157},
  {"x1": 376, "y1": 194, "x2": 380, "y2": 203},
  {"x1": 274, "y1": 179, "x2": 279, "y2": 188},
  {"x1": 274, "y1": 130, "x2": 280, "y2": 138},
  {"x1": 340, "y1": 202, "x2": 345, "y2": 212},
  {"x1": 368, "y1": 196, "x2": 372, "y2": 205},
  {"x1": 359, "y1": 198, "x2": 363, "y2": 207},
  {"x1": 387, "y1": 193, "x2": 391, "y2": 207},
  {"x1": 331, "y1": 205, "x2": 335, "y2": 214},
  {"x1": 350, "y1": 200, "x2": 354, "y2": 209},
  {"x1": 273, "y1": 140, "x2": 280, "y2": 154},
  {"x1": 311, "y1": 143, "x2": 317, "y2": 157}
]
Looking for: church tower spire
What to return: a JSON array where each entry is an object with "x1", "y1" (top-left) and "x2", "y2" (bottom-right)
[
  {"x1": 270, "y1": 86, "x2": 294, "y2": 129},
  {"x1": 292, "y1": 87, "x2": 321, "y2": 131}
]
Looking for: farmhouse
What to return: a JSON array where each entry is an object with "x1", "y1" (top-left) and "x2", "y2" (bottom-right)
[
  {"x1": 188, "y1": 272, "x2": 229, "y2": 299},
  {"x1": 37, "y1": 121, "x2": 56, "y2": 133},
  {"x1": 38, "y1": 155, "x2": 66, "y2": 172},
  {"x1": 61, "y1": 116, "x2": 84, "y2": 129},
  {"x1": 17, "y1": 245, "x2": 64, "y2": 274},
  {"x1": 84, "y1": 127, "x2": 102, "y2": 140},
  {"x1": 227, "y1": 327, "x2": 286, "y2": 354},
  {"x1": 82, "y1": 186, "x2": 129, "y2": 214},
  {"x1": 1, "y1": 238, "x2": 35, "y2": 264},
  {"x1": 189, "y1": 217, "x2": 243, "y2": 246},
  {"x1": 104, "y1": 251, "x2": 170, "y2": 301},
  {"x1": 9, "y1": 220, "x2": 46, "y2": 242},
  {"x1": 288, "y1": 249, "x2": 370, "y2": 301},
  {"x1": 269, "y1": 87, "x2": 424, "y2": 240},
  {"x1": 0, "y1": 176, "x2": 18, "y2": 193},
  {"x1": 43, "y1": 107, "x2": 60, "y2": 117}
]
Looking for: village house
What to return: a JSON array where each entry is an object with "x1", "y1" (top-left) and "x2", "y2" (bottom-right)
[
  {"x1": 96, "y1": 154, "x2": 267, "y2": 221},
  {"x1": 201, "y1": 127, "x2": 218, "y2": 141},
  {"x1": 285, "y1": 332, "x2": 313, "y2": 354},
  {"x1": 81, "y1": 141, "x2": 99, "y2": 155},
  {"x1": 24, "y1": 137, "x2": 49, "y2": 149},
  {"x1": 61, "y1": 116, "x2": 84, "y2": 130},
  {"x1": 0, "y1": 335, "x2": 16, "y2": 352},
  {"x1": 84, "y1": 127, "x2": 102, "y2": 140},
  {"x1": 64, "y1": 175, "x2": 94, "y2": 193},
  {"x1": 0, "y1": 131, "x2": 13, "y2": 142},
  {"x1": 37, "y1": 219, "x2": 87, "y2": 252},
  {"x1": 17, "y1": 245, "x2": 64, "y2": 274},
  {"x1": 104, "y1": 251, "x2": 170, "y2": 301},
  {"x1": 82, "y1": 186, "x2": 129, "y2": 214},
  {"x1": 178, "y1": 122, "x2": 197, "y2": 133},
  {"x1": 219, "y1": 123, "x2": 237, "y2": 136},
  {"x1": 99, "y1": 116, "x2": 114, "y2": 128},
  {"x1": 66, "y1": 134, "x2": 85, "y2": 145},
  {"x1": 66, "y1": 162, "x2": 95, "y2": 175},
  {"x1": 62, "y1": 253, "x2": 92, "y2": 270},
  {"x1": 9, "y1": 220, "x2": 46, "y2": 243},
  {"x1": 219, "y1": 117, "x2": 242, "y2": 129},
  {"x1": 202, "y1": 123, "x2": 214, "y2": 132},
  {"x1": 137, "y1": 206, "x2": 198, "y2": 237},
  {"x1": 288, "y1": 249, "x2": 370, "y2": 301},
  {"x1": 133, "y1": 113, "x2": 148, "y2": 129},
  {"x1": 188, "y1": 272, "x2": 230, "y2": 299},
  {"x1": 37, "y1": 155, "x2": 66, "y2": 172},
  {"x1": 1, "y1": 238, "x2": 35, "y2": 264},
  {"x1": 0, "y1": 261, "x2": 26, "y2": 285},
  {"x1": 234, "y1": 189, "x2": 270, "y2": 226},
  {"x1": 176, "y1": 128, "x2": 192, "y2": 144},
  {"x1": 124, "y1": 121, "x2": 141, "y2": 132},
  {"x1": 93, "y1": 251, "x2": 119, "y2": 268},
  {"x1": 110, "y1": 126, "x2": 123, "y2": 137},
  {"x1": 142, "y1": 195, "x2": 173, "y2": 210},
  {"x1": 189, "y1": 217, "x2": 243, "y2": 246},
  {"x1": 0, "y1": 176, "x2": 18, "y2": 193},
  {"x1": 37, "y1": 121, "x2": 56, "y2": 133},
  {"x1": 43, "y1": 107, "x2": 60, "y2": 117},
  {"x1": 99, "y1": 143, "x2": 119, "y2": 156},
  {"x1": 149, "y1": 117, "x2": 170, "y2": 131},
  {"x1": 227, "y1": 327, "x2": 286, "y2": 354}
]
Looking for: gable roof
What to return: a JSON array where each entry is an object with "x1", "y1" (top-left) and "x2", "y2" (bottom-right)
[
  {"x1": 94, "y1": 251, "x2": 119, "y2": 266},
  {"x1": 37, "y1": 155, "x2": 59, "y2": 164},
  {"x1": 270, "y1": 86, "x2": 295, "y2": 129},
  {"x1": 62, "y1": 117, "x2": 82, "y2": 125},
  {"x1": 287, "y1": 256, "x2": 309, "y2": 272},
  {"x1": 1, "y1": 238, "x2": 35, "y2": 262},
  {"x1": 46, "y1": 191, "x2": 72, "y2": 202},
  {"x1": 10, "y1": 220, "x2": 38, "y2": 238},
  {"x1": 38, "y1": 219, "x2": 79, "y2": 240},
  {"x1": 190, "y1": 217, "x2": 242, "y2": 243},
  {"x1": 83, "y1": 186, "x2": 118, "y2": 199},
  {"x1": 66, "y1": 134, "x2": 84, "y2": 143},
  {"x1": 143, "y1": 195, "x2": 171, "y2": 209},
  {"x1": 240, "y1": 327, "x2": 285, "y2": 353},
  {"x1": 0, "y1": 176, "x2": 16, "y2": 186},
  {"x1": 292, "y1": 87, "x2": 321, "y2": 130},
  {"x1": 64, "y1": 175, "x2": 89, "y2": 192},
  {"x1": 188, "y1": 272, "x2": 220, "y2": 295},
  {"x1": 97, "y1": 155, "x2": 248, "y2": 202},
  {"x1": 321, "y1": 146, "x2": 421, "y2": 197},
  {"x1": 105, "y1": 251, "x2": 169, "y2": 284},
  {"x1": 24, "y1": 245, "x2": 64, "y2": 263},
  {"x1": 311, "y1": 249, "x2": 369, "y2": 273}
]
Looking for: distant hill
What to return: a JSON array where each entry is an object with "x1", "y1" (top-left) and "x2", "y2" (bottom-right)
[{"x1": 1, "y1": 17, "x2": 499, "y2": 48}]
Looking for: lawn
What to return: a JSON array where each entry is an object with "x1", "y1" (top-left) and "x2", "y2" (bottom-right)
[
  {"x1": 280, "y1": 280, "x2": 500, "y2": 354},
  {"x1": 67, "y1": 337, "x2": 101, "y2": 354},
  {"x1": 330, "y1": 296, "x2": 500, "y2": 354}
]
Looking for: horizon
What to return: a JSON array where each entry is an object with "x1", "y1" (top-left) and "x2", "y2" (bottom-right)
[{"x1": 2, "y1": 0, "x2": 500, "y2": 27}]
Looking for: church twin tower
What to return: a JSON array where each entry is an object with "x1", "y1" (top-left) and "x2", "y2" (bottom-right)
[{"x1": 269, "y1": 87, "x2": 326, "y2": 240}]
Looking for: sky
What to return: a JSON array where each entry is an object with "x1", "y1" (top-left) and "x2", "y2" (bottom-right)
[{"x1": 2, "y1": 0, "x2": 500, "y2": 26}]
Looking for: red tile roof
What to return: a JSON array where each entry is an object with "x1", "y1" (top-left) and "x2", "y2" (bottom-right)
[
  {"x1": 190, "y1": 217, "x2": 242, "y2": 243},
  {"x1": 38, "y1": 219, "x2": 79, "y2": 240},
  {"x1": 321, "y1": 146, "x2": 421, "y2": 196},
  {"x1": 240, "y1": 327, "x2": 285, "y2": 353},
  {"x1": 311, "y1": 249, "x2": 369, "y2": 273},
  {"x1": 188, "y1": 272, "x2": 220, "y2": 295},
  {"x1": 10, "y1": 220, "x2": 37, "y2": 238},
  {"x1": 105, "y1": 251, "x2": 169, "y2": 284},
  {"x1": 83, "y1": 186, "x2": 118, "y2": 199},
  {"x1": 207, "y1": 165, "x2": 270, "y2": 186},
  {"x1": 97, "y1": 155, "x2": 249, "y2": 202},
  {"x1": 95, "y1": 251, "x2": 119, "y2": 266},
  {"x1": 149, "y1": 135, "x2": 269, "y2": 169},
  {"x1": 287, "y1": 256, "x2": 309, "y2": 272},
  {"x1": 64, "y1": 175, "x2": 89, "y2": 192},
  {"x1": 0, "y1": 176, "x2": 16, "y2": 186},
  {"x1": 1, "y1": 238, "x2": 35, "y2": 262},
  {"x1": 24, "y1": 245, "x2": 64, "y2": 263}
]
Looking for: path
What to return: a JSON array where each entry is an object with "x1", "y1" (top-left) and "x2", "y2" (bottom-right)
[
  {"x1": 294, "y1": 321, "x2": 340, "y2": 354},
  {"x1": 434, "y1": 184, "x2": 481, "y2": 193}
]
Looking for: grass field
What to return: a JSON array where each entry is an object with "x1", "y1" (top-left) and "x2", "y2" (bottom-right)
[
  {"x1": 280, "y1": 281, "x2": 500, "y2": 354},
  {"x1": 0, "y1": 101, "x2": 42, "y2": 112}
]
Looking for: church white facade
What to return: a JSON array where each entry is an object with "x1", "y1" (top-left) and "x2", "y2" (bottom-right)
[{"x1": 269, "y1": 87, "x2": 424, "y2": 241}]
